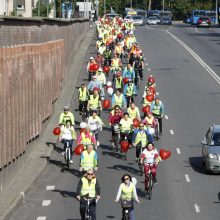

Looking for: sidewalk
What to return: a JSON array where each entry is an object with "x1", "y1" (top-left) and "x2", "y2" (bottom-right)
[{"x1": 0, "y1": 27, "x2": 95, "y2": 220}]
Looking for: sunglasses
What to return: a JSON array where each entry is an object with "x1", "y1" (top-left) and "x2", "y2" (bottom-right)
[
  {"x1": 124, "y1": 177, "x2": 130, "y2": 180},
  {"x1": 115, "y1": 109, "x2": 119, "y2": 110},
  {"x1": 87, "y1": 173, "x2": 94, "y2": 175}
]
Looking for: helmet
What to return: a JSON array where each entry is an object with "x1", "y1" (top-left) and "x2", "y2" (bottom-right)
[
  {"x1": 128, "y1": 79, "x2": 133, "y2": 83},
  {"x1": 64, "y1": 106, "x2": 70, "y2": 111},
  {"x1": 116, "y1": 72, "x2": 121, "y2": 77}
]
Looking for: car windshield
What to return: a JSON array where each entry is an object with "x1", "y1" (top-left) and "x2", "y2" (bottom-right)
[
  {"x1": 133, "y1": 16, "x2": 142, "y2": 19},
  {"x1": 194, "y1": 11, "x2": 206, "y2": 17},
  {"x1": 149, "y1": 17, "x2": 156, "y2": 20},
  {"x1": 199, "y1": 17, "x2": 209, "y2": 21},
  {"x1": 212, "y1": 132, "x2": 220, "y2": 146}
]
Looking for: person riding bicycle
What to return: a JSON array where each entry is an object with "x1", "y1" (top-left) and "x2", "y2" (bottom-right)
[
  {"x1": 88, "y1": 111, "x2": 104, "y2": 147},
  {"x1": 59, "y1": 106, "x2": 75, "y2": 126},
  {"x1": 114, "y1": 41, "x2": 124, "y2": 58},
  {"x1": 87, "y1": 89, "x2": 102, "y2": 116},
  {"x1": 115, "y1": 174, "x2": 140, "y2": 220},
  {"x1": 113, "y1": 72, "x2": 123, "y2": 92},
  {"x1": 123, "y1": 79, "x2": 136, "y2": 108},
  {"x1": 95, "y1": 53, "x2": 104, "y2": 65},
  {"x1": 96, "y1": 67, "x2": 106, "y2": 98},
  {"x1": 87, "y1": 57, "x2": 97, "y2": 81},
  {"x1": 111, "y1": 53, "x2": 122, "y2": 74},
  {"x1": 76, "y1": 169, "x2": 101, "y2": 220},
  {"x1": 87, "y1": 75, "x2": 103, "y2": 96},
  {"x1": 78, "y1": 84, "x2": 89, "y2": 116},
  {"x1": 133, "y1": 123, "x2": 153, "y2": 162},
  {"x1": 133, "y1": 53, "x2": 144, "y2": 83},
  {"x1": 127, "y1": 102, "x2": 140, "y2": 120},
  {"x1": 59, "y1": 120, "x2": 77, "y2": 164},
  {"x1": 77, "y1": 126, "x2": 97, "y2": 147},
  {"x1": 123, "y1": 63, "x2": 135, "y2": 81},
  {"x1": 119, "y1": 112, "x2": 133, "y2": 145},
  {"x1": 150, "y1": 98, "x2": 164, "y2": 136},
  {"x1": 111, "y1": 88, "x2": 127, "y2": 109},
  {"x1": 140, "y1": 142, "x2": 160, "y2": 190},
  {"x1": 79, "y1": 144, "x2": 98, "y2": 172},
  {"x1": 103, "y1": 46, "x2": 112, "y2": 67},
  {"x1": 142, "y1": 112, "x2": 157, "y2": 129},
  {"x1": 142, "y1": 87, "x2": 155, "y2": 111}
]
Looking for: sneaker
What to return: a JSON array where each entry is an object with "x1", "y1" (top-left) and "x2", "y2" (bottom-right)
[
  {"x1": 61, "y1": 152, "x2": 65, "y2": 157},
  {"x1": 70, "y1": 160, "x2": 73, "y2": 164},
  {"x1": 101, "y1": 97, "x2": 104, "y2": 101},
  {"x1": 112, "y1": 142, "x2": 115, "y2": 148},
  {"x1": 97, "y1": 141, "x2": 100, "y2": 146}
]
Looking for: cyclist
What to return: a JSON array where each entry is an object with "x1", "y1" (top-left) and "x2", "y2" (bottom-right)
[
  {"x1": 98, "y1": 43, "x2": 106, "y2": 56},
  {"x1": 96, "y1": 67, "x2": 106, "y2": 98},
  {"x1": 87, "y1": 89, "x2": 102, "y2": 116},
  {"x1": 123, "y1": 63, "x2": 135, "y2": 81},
  {"x1": 109, "y1": 105, "x2": 124, "y2": 148},
  {"x1": 140, "y1": 142, "x2": 160, "y2": 190},
  {"x1": 88, "y1": 110, "x2": 104, "y2": 147},
  {"x1": 114, "y1": 41, "x2": 124, "y2": 59},
  {"x1": 59, "y1": 106, "x2": 75, "y2": 126},
  {"x1": 150, "y1": 98, "x2": 164, "y2": 136},
  {"x1": 113, "y1": 72, "x2": 123, "y2": 92},
  {"x1": 115, "y1": 174, "x2": 140, "y2": 220},
  {"x1": 77, "y1": 126, "x2": 97, "y2": 147},
  {"x1": 111, "y1": 89, "x2": 127, "y2": 109},
  {"x1": 119, "y1": 112, "x2": 133, "y2": 144},
  {"x1": 87, "y1": 75, "x2": 102, "y2": 96},
  {"x1": 76, "y1": 169, "x2": 101, "y2": 220},
  {"x1": 127, "y1": 102, "x2": 140, "y2": 120},
  {"x1": 133, "y1": 53, "x2": 144, "y2": 83},
  {"x1": 87, "y1": 57, "x2": 97, "y2": 81},
  {"x1": 95, "y1": 53, "x2": 104, "y2": 66},
  {"x1": 79, "y1": 144, "x2": 98, "y2": 172},
  {"x1": 78, "y1": 84, "x2": 89, "y2": 116},
  {"x1": 111, "y1": 53, "x2": 122, "y2": 76},
  {"x1": 59, "y1": 120, "x2": 77, "y2": 164},
  {"x1": 124, "y1": 79, "x2": 136, "y2": 108},
  {"x1": 103, "y1": 46, "x2": 112, "y2": 67},
  {"x1": 133, "y1": 123, "x2": 153, "y2": 162}
]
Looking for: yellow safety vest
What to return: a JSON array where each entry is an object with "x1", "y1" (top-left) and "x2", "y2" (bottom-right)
[
  {"x1": 126, "y1": 84, "x2": 134, "y2": 96},
  {"x1": 112, "y1": 58, "x2": 120, "y2": 69},
  {"x1": 89, "y1": 95, "x2": 99, "y2": 109},
  {"x1": 81, "y1": 132, "x2": 93, "y2": 145},
  {"x1": 114, "y1": 94, "x2": 123, "y2": 107},
  {"x1": 121, "y1": 183, "x2": 135, "y2": 200},
  {"x1": 79, "y1": 88, "x2": 88, "y2": 101},
  {"x1": 81, "y1": 150, "x2": 96, "y2": 170},
  {"x1": 127, "y1": 107, "x2": 138, "y2": 120},
  {"x1": 152, "y1": 105, "x2": 160, "y2": 115},
  {"x1": 120, "y1": 118, "x2": 132, "y2": 132},
  {"x1": 135, "y1": 131, "x2": 148, "y2": 146},
  {"x1": 80, "y1": 177, "x2": 96, "y2": 197},
  {"x1": 115, "y1": 77, "x2": 122, "y2": 89}
]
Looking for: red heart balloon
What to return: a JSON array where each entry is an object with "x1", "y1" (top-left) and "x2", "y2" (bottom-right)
[
  {"x1": 53, "y1": 127, "x2": 61, "y2": 135},
  {"x1": 103, "y1": 66, "x2": 110, "y2": 73},
  {"x1": 103, "y1": 99, "x2": 110, "y2": 109},
  {"x1": 74, "y1": 144, "x2": 85, "y2": 155},
  {"x1": 146, "y1": 94, "x2": 154, "y2": 102},
  {"x1": 148, "y1": 76, "x2": 155, "y2": 84},
  {"x1": 117, "y1": 33, "x2": 123, "y2": 39},
  {"x1": 93, "y1": 64, "x2": 99, "y2": 71},
  {"x1": 133, "y1": 118, "x2": 140, "y2": 128},
  {"x1": 120, "y1": 141, "x2": 129, "y2": 152},
  {"x1": 149, "y1": 86, "x2": 156, "y2": 94},
  {"x1": 123, "y1": 77, "x2": 129, "y2": 84},
  {"x1": 142, "y1": 105, "x2": 150, "y2": 113},
  {"x1": 159, "y1": 149, "x2": 171, "y2": 160}
]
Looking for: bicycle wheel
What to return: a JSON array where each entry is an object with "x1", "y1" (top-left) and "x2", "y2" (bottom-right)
[
  {"x1": 124, "y1": 151, "x2": 127, "y2": 160},
  {"x1": 115, "y1": 134, "x2": 119, "y2": 152},
  {"x1": 155, "y1": 124, "x2": 159, "y2": 141},
  {"x1": 148, "y1": 173, "x2": 153, "y2": 200},
  {"x1": 66, "y1": 148, "x2": 70, "y2": 168},
  {"x1": 122, "y1": 209, "x2": 130, "y2": 220},
  {"x1": 82, "y1": 111, "x2": 87, "y2": 122},
  {"x1": 138, "y1": 161, "x2": 143, "y2": 176}
]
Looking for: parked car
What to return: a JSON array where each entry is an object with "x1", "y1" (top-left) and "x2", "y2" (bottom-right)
[
  {"x1": 132, "y1": 15, "x2": 144, "y2": 25},
  {"x1": 147, "y1": 16, "x2": 160, "y2": 25},
  {"x1": 197, "y1": 16, "x2": 211, "y2": 28},
  {"x1": 124, "y1": 15, "x2": 133, "y2": 22},
  {"x1": 201, "y1": 124, "x2": 220, "y2": 173},
  {"x1": 160, "y1": 17, "x2": 172, "y2": 25}
]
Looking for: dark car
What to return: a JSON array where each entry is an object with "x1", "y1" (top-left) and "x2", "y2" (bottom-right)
[
  {"x1": 197, "y1": 16, "x2": 211, "y2": 28},
  {"x1": 160, "y1": 17, "x2": 172, "y2": 25}
]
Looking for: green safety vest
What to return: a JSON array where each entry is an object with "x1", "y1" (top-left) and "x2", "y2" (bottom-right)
[
  {"x1": 114, "y1": 94, "x2": 123, "y2": 107},
  {"x1": 152, "y1": 104, "x2": 161, "y2": 115},
  {"x1": 135, "y1": 131, "x2": 148, "y2": 146},
  {"x1": 115, "y1": 77, "x2": 122, "y2": 89},
  {"x1": 79, "y1": 88, "x2": 88, "y2": 101},
  {"x1": 89, "y1": 95, "x2": 99, "y2": 109},
  {"x1": 120, "y1": 119, "x2": 132, "y2": 132},
  {"x1": 126, "y1": 84, "x2": 134, "y2": 96},
  {"x1": 121, "y1": 183, "x2": 135, "y2": 200},
  {"x1": 127, "y1": 107, "x2": 138, "y2": 120},
  {"x1": 80, "y1": 177, "x2": 96, "y2": 197},
  {"x1": 81, "y1": 150, "x2": 96, "y2": 170}
]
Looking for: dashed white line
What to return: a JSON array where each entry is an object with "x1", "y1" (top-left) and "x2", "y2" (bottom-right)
[
  {"x1": 165, "y1": 115, "x2": 168, "y2": 120},
  {"x1": 145, "y1": 63, "x2": 148, "y2": 65},
  {"x1": 46, "y1": 185, "x2": 55, "y2": 190},
  {"x1": 148, "y1": 68, "x2": 151, "y2": 71},
  {"x1": 176, "y1": 148, "x2": 181, "y2": 154},
  {"x1": 185, "y1": 174, "x2": 190, "y2": 182},
  {"x1": 156, "y1": 92, "x2": 160, "y2": 96},
  {"x1": 37, "y1": 217, "x2": 47, "y2": 220},
  {"x1": 170, "y1": 130, "x2": 174, "y2": 135},
  {"x1": 194, "y1": 204, "x2": 200, "y2": 213},
  {"x1": 42, "y1": 200, "x2": 51, "y2": 206}
]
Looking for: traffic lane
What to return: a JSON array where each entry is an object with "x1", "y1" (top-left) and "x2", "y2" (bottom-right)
[
  {"x1": 136, "y1": 26, "x2": 220, "y2": 219},
  {"x1": 169, "y1": 24, "x2": 220, "y2": 77}
]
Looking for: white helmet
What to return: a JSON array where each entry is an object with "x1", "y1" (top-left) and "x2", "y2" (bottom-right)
[{"x1": 80, "y1": 122, "x2": 87, "y2": 129}]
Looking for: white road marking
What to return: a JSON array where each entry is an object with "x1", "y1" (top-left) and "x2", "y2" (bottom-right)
[
  {"x1": 156, "y1": 92, "x2": 160, "y2": 96},
  {"x1": 46, "y1": 185, "x2": 55, "y2": 190},
  {"x1": 167, "y1": 30, "x2": 220, "y2": 85},
  {"x1": 194, "y1": 204, "x2": 200, "y2": 213},
  {"x1": 145, "y1": 63, "x2": 148, "y2": 65},
  {"x1": 148, "y1": 68, "x2": 151, "y2": 71},
  {"x1": 165, "y1": 115, "x2": 168, "y2": 120},
  {"x1": 42, "y1": 200, "x2": 51, "y2": 206},
  {"x1": 176, "y1": 148, "x2": 181, "y2": 154},
  {"x1": 195, "y1": 28, "x2": 201, "y2": 33},
  {"x1": 170, "y1": 130, "x2": 174, "y2": 135},
  {"x1": 37, "y1": 217, "x2": 47, "y2": 220},
  {"x1": 185, "y1": 174, "x2": 190, "y2": 182},
  {"x1": 144, "y1": 58, "x2": 146, "y2": 60}
]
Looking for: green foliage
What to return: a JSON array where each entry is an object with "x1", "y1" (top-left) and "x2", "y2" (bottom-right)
[{"x1": 32, "y1": 0, "x2": 53, "y2": 17}]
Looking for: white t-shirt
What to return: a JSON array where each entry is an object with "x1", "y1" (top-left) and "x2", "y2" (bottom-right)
[{"x1": 142, "y1": 148, "x2": 159, "y2": 164}]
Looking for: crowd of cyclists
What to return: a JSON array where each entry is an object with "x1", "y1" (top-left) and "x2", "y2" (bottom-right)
[{"x1": 57, "y1": 15, "x2": 165, "y2": 220}]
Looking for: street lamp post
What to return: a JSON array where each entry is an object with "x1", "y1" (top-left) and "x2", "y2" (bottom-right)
[{"x1": 162, "y1": 0, "x2": 165, "y2": 11}]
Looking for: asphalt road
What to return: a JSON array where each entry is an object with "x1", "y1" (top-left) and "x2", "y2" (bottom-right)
[{"x1": 10, "y1": 24, "x2": 220, "y2": 220}]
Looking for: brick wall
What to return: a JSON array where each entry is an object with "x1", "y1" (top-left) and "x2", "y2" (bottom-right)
[{"x1": 0, "y1": 17, "x2": 89, "y2": 168}]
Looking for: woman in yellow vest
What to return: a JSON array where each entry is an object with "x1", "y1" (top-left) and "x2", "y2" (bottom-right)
[
  {"x1": 127, "y1": 102, "x2": 140, "y2": 120},
  {"x1": 115, "y1": 174, "x2": 140, "y2": 220}
]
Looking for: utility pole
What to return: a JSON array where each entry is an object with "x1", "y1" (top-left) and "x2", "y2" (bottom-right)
[
  {"x1": 130, "y1": 0, "x2": 132, "y2": 9},
  {"x1": 162, "y1": 0, "x2": 165, "y2": 11},
  {"x1": 104, "y1": 0, "x2": 106, "y2": 15},
  {"x1": 38, "y1": 0, "x2": 41, "y2": 16},
  {"x1": 148, "y1": 0, "x2": 151, "y2": 11},
  {"x1": 216, "y1": 0, "x2": 218, "y2": 24}
]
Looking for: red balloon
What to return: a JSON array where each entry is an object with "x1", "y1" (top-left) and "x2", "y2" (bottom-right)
[
  {"x1": 120, "y1": 141, "x2": 129, "y2": 152},
  {"x1": 117, "y1": 33, "x2": 123, "y2": 39},
  {"x1": 142, "y1": 105, "x2": 150, "y2": 113},
  {"x1": 93, "y1": 64, "x2": 99, "y2": 71},
  {"x1": 159, "y1": 149, "x2": 171, "y2": 160},
  {"x1": 146, "y1": 94, "x2": 154, "y2": 102},
  {"x1": 112, "y1": 29, "x2": 116, "y2": 34},
  {"x1": 93, "y1": 87, "x2": 100, "y2": 92},
  {"x1": 123, "y1": 77, "x2": 129, "y2": 84},
  {"x1": 133, "y1": 118, "x2": 140, "y2": 128},
  {"x1": 103, "y1": 99, "x2": 111, "y2": 109},
  {"x1": 148, "y1": 76, "x2": 155, "y2": 84},
  {"x1": 53, "y1": 127, "x2": 61, "y2": 135},
  {"x1": 80, "y1": 128, "x2": 86, "y2": 134},
  {"x1": 149, "y1": 86, "x2": 156, "y2": 94},
  {"x1": 74, "y1": 144, "x2": 85, "y2": 155},
  {"x1": 103, "y1": 66, "x2": 110, "y2": 73}
]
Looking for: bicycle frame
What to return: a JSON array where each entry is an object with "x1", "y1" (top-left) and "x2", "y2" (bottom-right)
[
  {"x1": 65, "y1": 141, "x2": 71, "y2": 168},
  {"x1": 82, "y1": 197, "x2": 96, "y2": 220}
]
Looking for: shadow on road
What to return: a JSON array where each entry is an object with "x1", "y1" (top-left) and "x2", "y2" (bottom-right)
[
  {"x1": 189, "y1": 157, "x2": 207, "y2": 174},
  {"x1": 106, "y1": 216, "x2": 116, "y2": 218},
  {"x1": 107, "y1": 164, "x2": 140, "y2": 175},
  {"x1": 99, "y1": 144, "x2": 112, "y2": 151},
  {"x1": 213, "y1": 192, "x2": 220, "y2": 204},
  {"x1": 46, "y1": 141, "x2": 63, "y2": 153},
  {"x1": 102, "y1": 151, "x2": 125, "y2": 159},
  {"x1": 53, "y1": 189, "x2": 77, "y2": 198}
]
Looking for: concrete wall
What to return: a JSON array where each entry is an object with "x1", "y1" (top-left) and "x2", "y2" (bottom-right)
[
  {"x1": 0, "y1": 17, "x2": 89, "y2": 191},
  {"x1": 0, "y1": 0, "x2": 14, "y2": 16}
]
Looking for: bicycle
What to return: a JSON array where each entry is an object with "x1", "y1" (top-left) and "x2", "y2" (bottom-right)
[
  {"x1": 81, "y1": 195, "x2": 97, "y2": 220},
  {"x1": 64, "y1": 141, "x2": 72, "y2": 169},
  {"x1": 120, "y1": 131, "x2": 131, "y2": 160},
  {"x1": 121, "y1": 199, "x2": 133, "y2": 220},
  {"x1": 144, "y1": 163, "x2": 156, "y2": 200},
  {"x1": 81, "y1": 103, "x2": 88, "y2": 122},
  {"x1": 136, "y1": 143, "x2": 144, "y2": 176},
  {"x1": 113, "y1": 123, "x2": 120, "y2": 152}
]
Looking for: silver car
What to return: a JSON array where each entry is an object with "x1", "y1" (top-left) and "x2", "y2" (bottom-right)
[
  {"x1": 132, "y1": 15, "x2": 144, "y2": 26},
  {"x1": 201, "y1": 124, "x2": 220, "y2": 173},
  {"x1": 147, "y1": 16, "x2": 160, "y2": 25}
]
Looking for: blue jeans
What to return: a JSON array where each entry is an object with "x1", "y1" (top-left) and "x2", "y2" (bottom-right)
[{"x1": 61, "y1": 139, "x2": 73, "y2": 155}]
